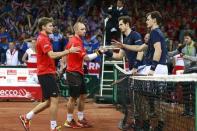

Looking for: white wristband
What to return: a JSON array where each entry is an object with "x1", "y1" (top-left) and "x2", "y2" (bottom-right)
[{"x1": 87, "y1": 53, "x2": 98, "y2": 61}]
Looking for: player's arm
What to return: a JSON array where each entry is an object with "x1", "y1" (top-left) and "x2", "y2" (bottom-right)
[
  {"x1": 123, "y1": 43, "x2": 147, "y2": 52},
  {"x1": 136, "y1": 51, "x2": 144, "y2": 61},
  {"x1": 150, "y1": 42, "x2": 162, "y2": 71},
  {"x1": 104, "y1": 49, "x2": 125, "y2": 60},
  {"x1": 84, "y1": 49, "x2": 103, "y2": 61},
  {"x1": 48, "y1": 46, "x2": 80, "y2": 59},
  {"x1": 134, "y1": 51, "x2": 144, "y2": 66},
  {"x1": 183, "y1": 55, "x2": 197, "y2": 62},
  {"x1": 111, "y1": 39, "x2": 148, "y2": 52},
  {"x1": 132, "y1": 51, "x2": 144, "y2": 74},
  {"x1": 22, "y1": 52, "x2": 28, "y2": 63},
  {"x1": 48, "y1": 50, "x2": 69, "y2": 59}
]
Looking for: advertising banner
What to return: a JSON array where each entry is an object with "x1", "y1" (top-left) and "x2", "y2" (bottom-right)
[
  {"x1": 0, "y1": 68, "x2": 38, "y2": 84},
  {"x1": 85, "y1": 62, "x2": 100, "y2": 77},
  {"x1": 0, "y1": 86, "x2": 42, "y2": 101},
  {"x1": 0, "y1": 68, "x2": 42, "y2": 101}
]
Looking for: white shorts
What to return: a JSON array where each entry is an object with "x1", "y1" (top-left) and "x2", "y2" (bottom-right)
[{"x1": 138, "y1": 64, "x2": 168, "y2": 75}]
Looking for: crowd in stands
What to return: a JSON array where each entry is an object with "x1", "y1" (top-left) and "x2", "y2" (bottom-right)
[{"x1": 0, "y1": 0, "x2": 196, "y2": 74}]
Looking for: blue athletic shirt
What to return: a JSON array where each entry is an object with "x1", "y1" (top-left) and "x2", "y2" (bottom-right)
[
  {"x1": 123, "y1": 31, "x2": 143, "y2": 69},
  {"x1": 145, "y1": 28, "x2": 167, "y2": 65},
  {"x1": 49, "y1": 33, "x2": 63, "y2": 52}
]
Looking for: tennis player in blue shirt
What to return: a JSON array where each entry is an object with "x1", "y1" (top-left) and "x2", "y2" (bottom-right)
[{"x1": 112, "y1": 11, "x2": 168, "y2": 76}]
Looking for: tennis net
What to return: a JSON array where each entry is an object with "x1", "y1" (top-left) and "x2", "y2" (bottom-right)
[{"x1": 113, "y1": 64, "x2": 197, "y2": 131}]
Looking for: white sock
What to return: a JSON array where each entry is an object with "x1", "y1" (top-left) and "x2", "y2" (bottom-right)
[
  {"x1": 77, "y1": 112, "x2": 84, "y2": 121},
  {"x1": 26, "y1": 111, "x2": 34, "y2": 120},
  {"x1": 67, "y1": 114, "x2": 73, "y2": 122},
  {"x1": 50, "y1": 121, "x2": 57, "y2": 130}
]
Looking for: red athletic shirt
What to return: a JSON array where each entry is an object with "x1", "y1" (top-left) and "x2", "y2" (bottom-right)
[
  {"x1": 36, "y1": 32, "x2": 56, "y2": 75},
  {"x1": 66, "y1": 36, "x2": 86, "y2": 75}
]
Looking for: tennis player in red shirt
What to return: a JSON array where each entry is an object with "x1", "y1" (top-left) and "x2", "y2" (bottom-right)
[
  {"x1": 64, "y1": 21, "x2": 102, "y2": 128},
  {"x1": 19, "y1": 17, "x2": 80, "y2": 131}
]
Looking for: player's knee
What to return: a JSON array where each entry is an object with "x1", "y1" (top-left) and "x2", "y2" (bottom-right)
[
  {"x1": 42, "y1": 99, "x2": 51, "y2": 107},
  {"x1": 79, "y1": 94, "x2": 86, "y2": 101},
  {"x1": 69, "y1": 97, "x2": 77, "y2": 103},
  {"x1": 50, "y1": 97, "x2": 59, "y2": 105}
]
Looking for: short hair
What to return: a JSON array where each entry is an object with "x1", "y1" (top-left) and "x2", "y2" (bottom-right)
[
  {"x1": 9, "y1": 42, "x2": 15, "y2": 45},
  {"x1": 38, "y1": 17, "x2": 54, "y2": 30},
  {"x1": 184, "y1": 31, "x2": 193, "y2": 39},
  {"x1": 73, "y1": 22, "x2": 85, "y2": 32},
  {"x1": 118, "y1": 16, "x2": 131, "y2": 26},
  {"x1": 117, "y1": 0, "x2": 125, "y2": 4},
  {"x1": 146, "y1": 11, "x2": 162, "y2": 25}
]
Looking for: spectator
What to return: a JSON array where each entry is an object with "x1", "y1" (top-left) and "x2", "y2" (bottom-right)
[
  {"x1": 0, "y1": 0, "x2": 195, "y2": 69},
  {"x1": 5, "y1": 42, "x2": 19, "y2": 66},
  {"x1": 169, "y1": 31, "x2": 196, "y2": 70},
  {"x1": 22, "y1": 39, "x2": 37, "y2": 68},
  {"x1": 49, "y1": 26, "x2": 63, "y2": 52},
  {"x1": 105, "y1": 0, "x2": 128, "y2": 45},
  {"x1": 15, "y1": 35, "x2": 29, "y2": 64},
  {"x1": 0, "y1": 26, "x2": 11, "y2": 64},
  {"x1": 181, "y1": 32, "x2": 196, "y2": 68},
  {"x1": 49, "y1": 26, "x2": 64, "y2": 67}
]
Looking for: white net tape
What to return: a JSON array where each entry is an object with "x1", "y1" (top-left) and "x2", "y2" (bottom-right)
[
  {"x1": 131, "y1": 74, "x2": 197, "y2": 82},
  {"x1": 114, "y1": 64, "x2": 197, "y2": 82}
]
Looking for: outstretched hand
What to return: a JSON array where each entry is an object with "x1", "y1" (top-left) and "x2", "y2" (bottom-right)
[
  {"x1": 99, "y1": 46, "x2": 108, "y2": 53},
  {"x1": 111, "y1": 39, "x2": 124, "y2": 48},
  {"x1": 131, "y1": 68, "x2": 138, "y2": 75},
  {"x1": 69, "y1": 45, "x2": 81, "y2": 53}
]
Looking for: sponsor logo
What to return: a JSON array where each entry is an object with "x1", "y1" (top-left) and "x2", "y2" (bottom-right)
[
  {"x1": 88, "y1": 62, "x2": 100, "y2": 70},
  {"x1": 7, "y1": 70, "x2": 17, "y2": 75},
  {"x1": 0, "y1": 89, "x2": 32, "y2": 98},
  {"x1": 17, "y1": 69, "x2": 28, "y2": 76},
  {"x1": 87, "y1": 62, "x2": 100, "y2": 74},
  {"x1": 0, "y1": 76, "x2": 6, "y2": 79},
  {"x1": 28, "y1": 70, "x2": 37, "y2": 75},
  {"x1": 0, "y1": 76, "x2": 6, "y2": 82},
  {"x1": 18, "y1": 77, "x2": 27, "y2": 82}
]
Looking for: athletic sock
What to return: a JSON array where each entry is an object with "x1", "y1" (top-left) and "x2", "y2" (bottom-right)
[
  {"x1": 67, "y1": 114, "x2": 73, "y2": 122},
  {"x1": 50, "y1": 120, "x2": 57, "y2": 130},
  {"x1": 26, "y1": 111, "x2": 34, "y2": 120},
  {"x1": 77, "y1": 111, "x2": 84, "y2": 121}
]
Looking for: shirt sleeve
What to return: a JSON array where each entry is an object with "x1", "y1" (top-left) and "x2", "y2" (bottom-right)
[
  {"x1": 134, "y1": 33, "x2": 143, "y2": 45},
  {"x1": 40, "y1": 39, "x2": 52, "y2": 54},
  {"x1": 151, "y1": 30, "x2": 161, "y2": 45},
  {"x1": 66, "y1": 38, "x2": 75, "y2": 49}
]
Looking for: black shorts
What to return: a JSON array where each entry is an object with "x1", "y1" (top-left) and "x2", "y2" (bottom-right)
[
  {"x1": 66, "y1": 71, "x2": 87, "y2": 98},
  {"x1": 38, "y1": 74, "x2": 59, "y2": 100}
]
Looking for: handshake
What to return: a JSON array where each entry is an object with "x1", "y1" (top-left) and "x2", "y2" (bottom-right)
[
  {"x1": 94, "y1": 47, "x2": 114, "y2": 58},
  {"x1": 94, "y1": 47, "x2": 109, "y2": 55}
]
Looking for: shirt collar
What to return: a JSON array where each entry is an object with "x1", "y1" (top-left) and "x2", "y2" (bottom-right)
[{"x1": 39, "y1": 32, "x2": 49, "y2": 38}]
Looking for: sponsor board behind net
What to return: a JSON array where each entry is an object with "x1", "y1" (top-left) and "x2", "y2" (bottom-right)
[{"x1": 0, "y1": 88, "x2": 32, "y2": 98}]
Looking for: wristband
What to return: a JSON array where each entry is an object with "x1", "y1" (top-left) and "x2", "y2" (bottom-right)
[
  {"x1": 88, "y1": 53, "x2": 98, "y2": 61},
  {"x1": 150, "y1": 60, "x2": 159, "y2": 71},
  {"x1": 104, "y1": 50, "x2": 113, "y2": 57},
  {"x1": 133, "y1": 60, "x2": 141, "y2": 69},
  {"x1": 95, "y1": 50, "x2": 102, "y2": 56}
]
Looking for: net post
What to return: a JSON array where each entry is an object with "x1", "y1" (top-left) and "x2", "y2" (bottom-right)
[
  {"x1": 113, "y1": 65, "x2": 118, "y2": 103},
  {"x1": 195, "y1": 82, "x2": 197, "y2": 130}
]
